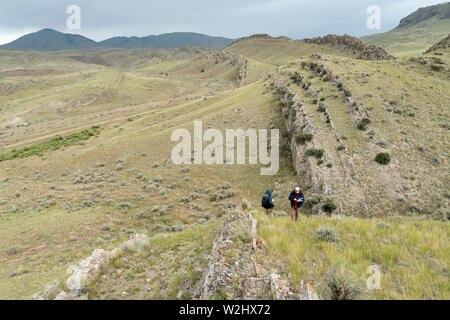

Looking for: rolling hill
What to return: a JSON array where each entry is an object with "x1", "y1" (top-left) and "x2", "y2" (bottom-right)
[
  {"x1": 361, "y1": 2, "x2": 450, "y2": 56},
  {"x1": 0, "y1": 29, "x2": 235, "y2": 51},
  {"x1": 0, "y1": 29, "x2": 98, "y2": 51}
]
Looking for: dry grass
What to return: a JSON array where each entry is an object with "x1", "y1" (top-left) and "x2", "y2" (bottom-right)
[{"x1": 256, "y1": 211, "x2": 449, "y2": 299}]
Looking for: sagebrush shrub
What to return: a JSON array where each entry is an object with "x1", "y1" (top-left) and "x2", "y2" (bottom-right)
[
  {"x1": 375, "y1": 152, "x2": 391, "y2": 165},
  {"x1": 241, "y1": 199, "x2": 251, "y2": 210},
  {"x1": 357, "y1": 118, "x2": 371, "y2": 131},
  {"x1": 322, "y1": 200, "x2": 337, "y2": 213},
  {"x1": 305, "y1": 148, "x2": 325, "y2": 159},
  {"x1": 296, "y1": 133, "x2": 313, "y2": 144},
  {"x1": 324, "y1": 270, "x2": 362, "y2": 300},
  {"x1": 432, "y1": 208, "x2": 449, "y2": 222},
  {"x1": 316, "y1": 227, "x2": 339, "y2": 242},
  {"x1": 376, "y1": 221, "x2": 392, "y2": 230}
]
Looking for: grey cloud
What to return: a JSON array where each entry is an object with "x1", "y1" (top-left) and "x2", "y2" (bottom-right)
[{"x1": 0, "y1": 0, "x2": 446, "y2": 44}]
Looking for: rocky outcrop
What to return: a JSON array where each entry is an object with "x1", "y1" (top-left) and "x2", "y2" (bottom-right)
[
  {"x1": 197, "y1": 208, "x2": 317, "y2": 300},
  {"x1": 273, "y1": 81, "x2": 328, "y2": 214},
  {"x1": 220, "y1": 51, "x2": 248, "y2": 87},
  {"x1": 273, "y1": 64, "x2": 372, "y2": 216},
  {"x1": 197, "y1": 210, "x2": 270, "y2": 299},
  {"x1": 65, "y1": 248, "x2": 113, "y2": 297},
  {"x1": 34, "y1": 233, "x2": 149, "y2": 300},
  {"x1": 425, "y1": 34, "x2": 450, "y2": 53},
  {"x1": 269, "y1": 275, "x2": 319, "y2": 300},
  {"x1": 304, "y1": 34, "x2": 394, "y2": 60},
  {"x1": 236, "y1": 55, "x2": 249, "y2": 87},
  {"x1": 231, "y1": 34, "x2": 292, "y2": 45}
]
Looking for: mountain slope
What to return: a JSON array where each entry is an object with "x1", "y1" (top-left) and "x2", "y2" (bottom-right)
[
  {"x1": 361, "y1": 2, "x2": 450, "y2": 56},
  {"x1": 397, "y1": 2, "x2": 450, "y2": 28},
  {"x1": 0, "y1": 29, "x2": 235, "y2": 51},
  {"x1": 99, "y1": 32, "x2": 234, "y2": 49},
  {"x1": 0, "y1": 29, "x2": 98, "y2": 51}
]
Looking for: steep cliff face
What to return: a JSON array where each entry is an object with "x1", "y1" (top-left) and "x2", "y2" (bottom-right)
[{"x1": 397, "y1": 2, "x2": 450, "y2": 28}]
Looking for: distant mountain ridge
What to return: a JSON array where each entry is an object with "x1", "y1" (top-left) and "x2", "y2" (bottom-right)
[
  {"x1": 100, "y1": 32, "x2": 233, "y2": 49},
  {"x1": 0, "y1": 29, "x2": 235, "y2": 51}
]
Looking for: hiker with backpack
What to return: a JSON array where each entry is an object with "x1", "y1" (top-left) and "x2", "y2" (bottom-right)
[
  {"x1": 289, "y1": 187, "x2": 305, "y2": 222},
  {"x1": 261, "y1": 190, "x2": 275, "y2": 216}
]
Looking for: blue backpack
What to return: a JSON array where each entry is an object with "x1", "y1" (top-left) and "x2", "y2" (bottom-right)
[{"x1": 262, "y1": 194, "x2": 272, "y2": 209}]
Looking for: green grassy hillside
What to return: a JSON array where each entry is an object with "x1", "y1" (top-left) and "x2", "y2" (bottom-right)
[{"x1": 362, "y1": 17, "x2": 450, "y2": 57}]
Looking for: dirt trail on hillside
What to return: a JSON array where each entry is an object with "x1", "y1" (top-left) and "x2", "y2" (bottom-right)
[
  {"x1": 1, "y1": 80, "x2": 248, "y2": 150},
  {"x1": 1, "y1": 111, "x2": 151, "y2": 149},
  {"x1": 0, "y1": 96, "x2": 191, "y2": 149}
]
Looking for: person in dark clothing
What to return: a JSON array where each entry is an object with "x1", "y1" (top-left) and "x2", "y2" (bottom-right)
[
  {"x1": 261, "y1": 190, "x2": 275, "y2": 217},
  {"x1": 289, "y1": 187, "x2": 305, "y2": 222}
]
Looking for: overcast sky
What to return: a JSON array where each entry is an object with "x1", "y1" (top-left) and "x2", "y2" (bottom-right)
[{"x1": 0, "y1": 0, "x2": 446, "y2": 44}]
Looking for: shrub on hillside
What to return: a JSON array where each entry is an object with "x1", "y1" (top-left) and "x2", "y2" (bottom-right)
[
  {"x1": 118, "y1": 202, "x2": 132, "y2": 210},
  {"x1": 241, "y1": 199, "x2": 251, "y2": 210},
  {"x1": 376, "y1": 221, "x2": 392, "y2": 230},
  {"x1": 322, "y1": 200, "x2": 337, "y2": 213},
  {"x1": 324, "y1": 269, "x2": 362, "y2": 300},
  {"x1": 357, "y1": 118, "x2": 371, "y2": 131},
  {"x1": 304, "y1": 193, "x2": 322, "y2": 209},
  {"x1": 209, "y1": 188, "x2": 235, "y2": 202},
  {"x1": 317, "y1": 103, "x2": 327, "y2": 113},
  {"x1": 375, "y1": 153, "x2": 391, "y2": 165},
  {"x1": 432, "y1": 208, "x2": 449, "y2": 222},
  {"x1": 305, "y1": 148, "x2": 325, "y2": 159},
  {"x1": 7, "y1": 246, "x2": 18, "y2": 256},
  {"x1": 316, "y1": 227, "x2": 339, "y2": 242},
  {"x1": 221, "y1": 182, "x2": 232, "y2": 190},
  {"x1": 296, "y1": 133, "x2": 313, "y2": 145}
]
